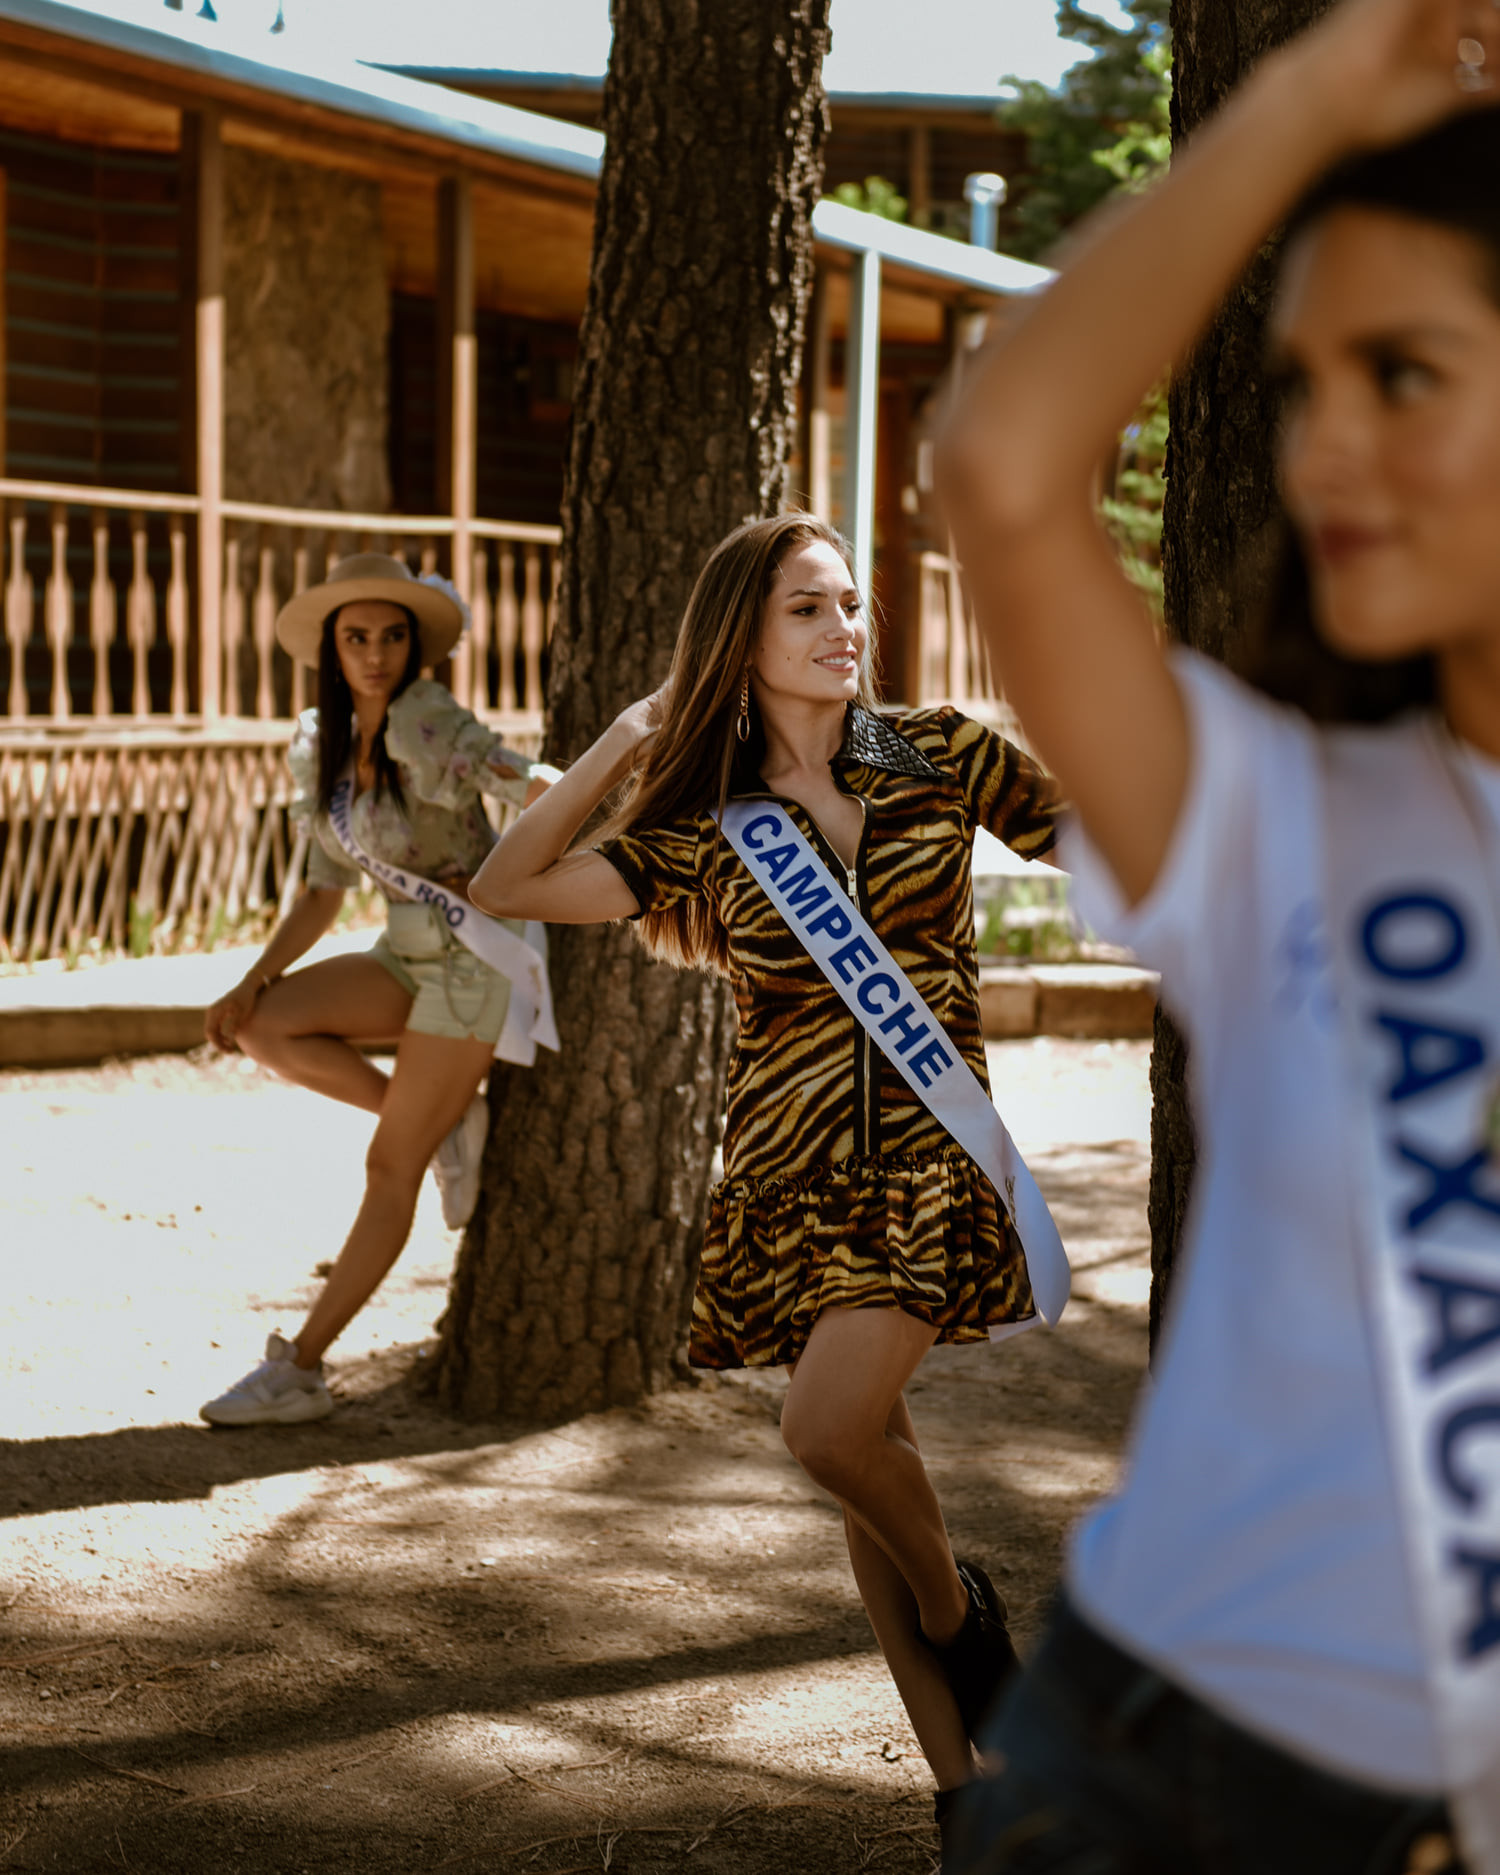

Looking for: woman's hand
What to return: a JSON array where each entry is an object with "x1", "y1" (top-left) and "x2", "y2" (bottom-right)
[
  {"x1": 205, "y1": 974, "x2": 264, "y2": 1053},
  {"x1": 612, "y1": 687, "x2": 667, "y2": 761},
  {"x1": 1288, "y1": 0, "x2": 1500, "y2": 156}
]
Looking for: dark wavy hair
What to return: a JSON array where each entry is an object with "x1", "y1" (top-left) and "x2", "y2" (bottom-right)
[
  {"x1": 315, "y1": 604, "x2": 422, "y2": 812},
  {"x1": 1235, "y1": 106, "x2": 1500, "y2": 723}
]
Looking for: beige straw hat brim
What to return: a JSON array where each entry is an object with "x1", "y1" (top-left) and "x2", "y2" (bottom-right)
[{"x1": 274, "y1": 552, "x2": 464, "y2": 667}]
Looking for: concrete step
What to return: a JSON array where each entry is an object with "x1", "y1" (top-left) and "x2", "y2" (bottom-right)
[
  {"x1": 0, "y1": 944, "x2": 1159, "y2": 1070},
  {"x1": 977, "y1": 962, "x2": 1158, "y2": 1040}
]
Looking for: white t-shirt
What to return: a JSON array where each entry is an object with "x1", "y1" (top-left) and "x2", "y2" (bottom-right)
[{"x1": 1063, "y1": 651, "x2": 1500, "y2": 1794}]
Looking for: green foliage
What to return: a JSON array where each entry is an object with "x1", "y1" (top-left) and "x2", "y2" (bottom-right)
[
  {"x1": 1099, "y1": 378, "x2": 1168, "y2": 620},
  {"x1": 998, "y1": 0, "x2": 1171, "y2": 263},
  {"x1": 830, "y1": 175, "x2": 908, "y2": 222},
  {"x1": 995, "y1": 6, "x2": 1173, "y2": 617}
]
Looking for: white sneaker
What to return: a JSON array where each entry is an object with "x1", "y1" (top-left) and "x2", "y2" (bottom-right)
[
  {"x1": 199, "y1": 1332, "x2": 334, "y2": 1427},
  {"x1": 433, "y1": 1095, "x2": 488, "y2": 1229}
]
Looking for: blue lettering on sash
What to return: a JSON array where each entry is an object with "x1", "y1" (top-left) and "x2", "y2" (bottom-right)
[
  {"x1": 758, "y1": 843, "x2": 799, "y2": 884},
  {"x1": 1396, "y1": 1141, "x2": 1500, "y2": 1233},
  {"x1": 857, "y1": 973, "x2": 899, "y2": 1015},
  {"x1": 1413, "y1": 1269, "x2": 1500, "y2": 1376},
  {"x1": 907, "y1": 1035, "x2": 953, "y2": 1089},
  {"x1": 829, "y1": 935, "x2": 877, "y2": 985},
  {"x1": 807, "y1": 903, "x2": 853, "y2": 940},
  {"x1": 781, "y1": 865, "x2": 831, "y2": 919},
  {"x1": 1437, "y1": 1400, "x2": 1500, "y2": 1510},
  {"x1": 741, "y1": 813, "x2": 783, "y2": 849},
  {"x1": 1362, "y1": 893, "x2": 1469, "y2": 981},
  {"x1": 1354, "y1": 882, "x2": 1500, "y2": 1669},
  {"x1": 879, "y1": 1002, "x2": 931, "y2": 1056},
  {"x1": 1451, "y1": 1547, "x2": 1500, "y2": 1659},
  {"x1": 1375, "y1": 1012, "x2": 1486, "y2": 1103}
]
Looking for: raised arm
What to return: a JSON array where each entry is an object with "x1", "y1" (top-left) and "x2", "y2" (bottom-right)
[
  {"x1": 468, "y1": 698, "x2": 657, "y2": 923},
  {"x1": 939, "y1": 0, "x2": 1490, "y2": 904}
]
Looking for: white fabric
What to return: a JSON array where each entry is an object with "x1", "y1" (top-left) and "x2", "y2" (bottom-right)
[
  {"x1": 1062, "y1": 650, "x2": 1500, "y2": 1806},
  {"x1": 1319, "y1": 721, "x2": 1500, "y2": 1867},
  {"x1": 327, "y1": 775, "x2": 558, "y2": 1066},
  {"x1": 719, "y1": 799, "x2": 1070, "y2": 1329}
]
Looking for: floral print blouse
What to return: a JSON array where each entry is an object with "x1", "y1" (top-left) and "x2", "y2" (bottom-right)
[{"x1": 288, "y1": 679, "x2": 537, "y2": 893}]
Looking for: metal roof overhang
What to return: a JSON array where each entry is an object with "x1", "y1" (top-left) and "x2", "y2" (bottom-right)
[
  {"x1": 0, "y1": 0, "x2": 602, "y2": 194},
  {"x1": 0, "y1": 0, "x2": 1055, "y2": 302}
]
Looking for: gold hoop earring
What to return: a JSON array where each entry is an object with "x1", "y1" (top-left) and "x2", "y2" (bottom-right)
[{"x1": 735, "y1": 672, "x2": 751, "y2": 743}]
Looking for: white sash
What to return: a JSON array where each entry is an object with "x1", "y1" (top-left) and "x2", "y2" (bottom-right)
[
  {"x1": 719, "y1": 799, "x2": 1070, "y2": 1329},
  {"x1": 1325, "y1": 720, "x2": 1500, "y2": 1871},
  {"x1": 327, "y1": 775, "x2": 558, "y2": 1067}
]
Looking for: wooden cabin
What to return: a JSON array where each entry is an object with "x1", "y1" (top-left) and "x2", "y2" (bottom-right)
[{"x1": 0, "y1": 0, "x2": 1048, "y2": 964}]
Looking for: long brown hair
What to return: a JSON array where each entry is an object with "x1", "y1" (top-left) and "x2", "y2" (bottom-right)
[{"x1": 604, "y1": 512, "x2": 876, "y2": 976}]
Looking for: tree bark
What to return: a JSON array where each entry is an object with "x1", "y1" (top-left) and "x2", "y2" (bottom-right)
[
  {"x1": 429, "y1": 0, "x2": 832, "y2": 1422},
  {"x1": 1151, "y1": 0, "x2": 1327, "y2": 1345}
]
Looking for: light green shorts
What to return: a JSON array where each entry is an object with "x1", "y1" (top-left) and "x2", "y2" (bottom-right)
[{"x1": 370, "y1": 901, "x2": 512, "y2": 1046}]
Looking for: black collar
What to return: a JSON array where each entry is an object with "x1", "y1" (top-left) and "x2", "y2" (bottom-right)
[
  {"x1": 729, "y1": 703, "x2": 943, "y2": 796},
  {"x1": 835, "y1": 704, "x2": 944, "y2": 780}
]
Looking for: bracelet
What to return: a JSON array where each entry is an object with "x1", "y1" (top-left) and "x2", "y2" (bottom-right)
[{"x1": 250, "y1": 969, "x2": 277, "y2": 994}]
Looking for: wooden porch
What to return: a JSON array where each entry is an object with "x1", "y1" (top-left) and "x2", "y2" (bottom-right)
[{"x1": 0, "y1": 0, "x2": 1029, "y2": 967}]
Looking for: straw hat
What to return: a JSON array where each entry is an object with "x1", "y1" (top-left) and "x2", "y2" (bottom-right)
[{"x1": 274, "y1": 553, "x2": 465, "y2": 667}]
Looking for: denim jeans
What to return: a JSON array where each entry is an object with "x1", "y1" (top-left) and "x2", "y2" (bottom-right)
[{"x1": 945, "y1": 1601, "x2": 1465, "y2": 1875}]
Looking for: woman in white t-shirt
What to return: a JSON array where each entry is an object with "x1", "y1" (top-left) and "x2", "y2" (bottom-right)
[{"x1": 940, "y1": 1, "x2": 1500, "y2": 1871}]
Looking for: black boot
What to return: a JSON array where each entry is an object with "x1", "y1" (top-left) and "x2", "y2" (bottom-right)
[
  {"x1": 927, "y1": 1559, "x2": 1020, "y2": 1744},
  {"x1": 934, "y1": 1784, "x2": 968, "y2": 1868}
]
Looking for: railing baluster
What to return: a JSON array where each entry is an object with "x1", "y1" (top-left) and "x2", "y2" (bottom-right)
[
  {"x1": 167, "y1": 515, "x2": 189, "y2": 718},
  {"x1": 252, "y1": 529, "x2": 277, "y2": 720},
  {"x1": 497, "y1": 543, "x2": 518, "y2": 713},
  {"x1": 45, "y1": 503, "x2": 73, "y2": 718},
  {"x1": 290, "y1": 537, "x2": 309, "y2": 717},
  {"x1": 521, "y1": 544, "x2": 545, "y2": 714},
  {"x1": 222, "y1": 531, "x2": 244, "y2": 717},
  {"x1": 89, "y1": 510, "x2": 115, "y2": 719},
  {"x1": 5, "y1": 508, "x2": 33, "y2": 718},
  {"x1": 128, "y1": 513, "x2": 156, "y2": 717},
  {"x1": 467, "y1": 542, "x2": 492, "y2": 712}
]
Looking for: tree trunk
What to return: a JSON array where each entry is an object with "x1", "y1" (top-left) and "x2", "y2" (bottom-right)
[
  {"x1": 1151, "y1": 0, "x2": 1327, "y2": 1344},
  {"x1": 429, "y1": 0, "x2": 832, "y2": 1422}
]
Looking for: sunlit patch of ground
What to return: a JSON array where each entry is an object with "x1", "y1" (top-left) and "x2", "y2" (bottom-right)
[{"x1": 0, "y1": 1039, "x2": 1150, "y2": 1873}]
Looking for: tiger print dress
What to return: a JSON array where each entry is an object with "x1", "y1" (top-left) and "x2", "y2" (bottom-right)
[{"x1": 597, "y1": 703, "x2": 1061, "y2": 1370}]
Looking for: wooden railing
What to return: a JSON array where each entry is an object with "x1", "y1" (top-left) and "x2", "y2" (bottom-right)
[
  {"x1": 0, "y1": 478, "x2": 559, "y2": 963},
  {"x1": 916, "y1": 548, "x2": 999, "y2": 710},
  {"x1": 0, "y1": 478, "x2": 561, "y2": 729}
]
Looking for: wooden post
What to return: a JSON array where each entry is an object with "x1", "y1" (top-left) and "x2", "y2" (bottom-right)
[
  {"x1": 806, "y1": 260, "x2": 832, "y2": 520},
  {"x1": 843, "y1": 244, "x2": 881, "y2": 612},
  {"x1": 190, "y1": 109, "x2": 225, "y2": 720},
  {"x1": 908, "y1": 124, "x2": 931, "y2": 230},
  {"x1": 436, "y1": 176, "x2": 477, "y2": 604}
]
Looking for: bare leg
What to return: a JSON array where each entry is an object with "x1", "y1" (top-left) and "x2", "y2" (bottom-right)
[
  {"x1": 782, "y1": 1309, "x2": 967, "y2": 1638},
  {"x1": 290, "y1": 1028, "x2": 494, "y2": 1368},
  {"x1": 780, "y1": 1308, "x2": 972, "y2": 1791},
  {"x1": 235, "y1": 955, "x2": 412, "y2": 1113},
  {"x1": 842, "y1": 1402, "x2": 974, "y2": 1793}
]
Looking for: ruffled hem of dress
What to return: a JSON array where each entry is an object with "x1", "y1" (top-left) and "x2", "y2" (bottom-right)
[{"x1": 690, "y1": 1141, "x2": 1034, "y2": 1370}]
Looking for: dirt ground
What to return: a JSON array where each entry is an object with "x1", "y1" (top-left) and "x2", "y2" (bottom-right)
[{"x1": 0, "y1": 1039, "x2": 1151, "y2": 1875}]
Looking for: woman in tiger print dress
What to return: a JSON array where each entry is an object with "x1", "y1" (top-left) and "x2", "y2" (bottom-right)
[{"x1": 471, "y1": 513, "x2": 1060, "y2": 1842}]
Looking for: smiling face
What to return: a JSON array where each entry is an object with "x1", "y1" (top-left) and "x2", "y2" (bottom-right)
[
  {"x1": 1272, "y1": 206, "x2": 1500, "y2": 668},
  {"x1": 330, "y1": 600, "x2": 415, "y2": 706},
  {"x1": 748, "y1": 540, "x2": 867, "y2": 712}
]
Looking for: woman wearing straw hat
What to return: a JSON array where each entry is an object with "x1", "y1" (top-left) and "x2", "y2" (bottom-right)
[{"x1": 199, "y1": 552, "x2": 554, "y2": 1428}]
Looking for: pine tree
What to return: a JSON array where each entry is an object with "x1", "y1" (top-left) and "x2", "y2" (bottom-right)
[{"x1": 999, "y1": 0, "x2": 1171, "y2": 261}]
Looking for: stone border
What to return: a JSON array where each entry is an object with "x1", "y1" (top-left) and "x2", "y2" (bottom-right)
[{"x1": 0, "y1": 954, "x2": 1159, "y2": 1069}]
